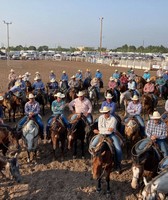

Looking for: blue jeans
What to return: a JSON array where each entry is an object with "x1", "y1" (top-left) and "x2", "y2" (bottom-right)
[
  {"x1": 90, "y1": 133, "x2": 123, "y2": 162},
  {"x1": 19, "y1": 114, "x2": 44, "y2": 134},
  {"x1": 71, "y1": 114, "x2": 92, "y2": 124},
  {"x1": 162, "y1": 112, "x2": 168, "y2": 120},
  {"x1": 158, "y1": 85, "x2": 163, "y2": 96},
  {"x1": 156, "y1": 139, "x2": 168, "y2": 157}
]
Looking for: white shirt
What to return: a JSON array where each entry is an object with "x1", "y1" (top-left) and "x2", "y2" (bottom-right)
[
  {"x1": 165, "y1": 100, "x2": 168, "y2": 112},
  {"x1": 98, "y1": 114, "x2": 117, "y2": 135}
]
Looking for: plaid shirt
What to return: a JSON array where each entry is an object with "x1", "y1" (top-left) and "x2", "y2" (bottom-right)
[{"x1": 146, "y1": 120, "x2": 167, "y2": 139}]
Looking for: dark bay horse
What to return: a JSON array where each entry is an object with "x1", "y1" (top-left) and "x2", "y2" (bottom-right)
[
  {"x1": 131, "y1": 138, "x2": 163, "y2": 189},
  {"x1": 67, "y1": 116, "x2": 86, "y2": 158},
  {"x1": 134, "y1": 76, "x2": 146, "y2": 95},
  {"x1": 67, "y1": 87, "x2": 78, "y2": 102},
  {"x1": 142, "y1": 94, "x2": 154, "y2": 121},
  {"x1": 50, "y1": 117, "x2": 67, "y2": 160},
  {"x1": 34, "y1": 89, "x2": 47, "y2": 115},
  {"x1": 89, "y1": 137, "x2": 115, "y2": 196}
]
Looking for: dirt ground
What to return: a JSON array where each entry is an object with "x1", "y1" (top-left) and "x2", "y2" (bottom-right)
[{"x1": 0, "y1": 60, "x2": 165, "y2": 200}]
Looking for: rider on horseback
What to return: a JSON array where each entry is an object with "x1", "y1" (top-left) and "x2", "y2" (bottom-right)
[
  {"x1": 6, "y1": 81, "x2": 23, "y2": 98},
  {"x1": 17, "y1": 75, "x2": 26, "y2": 91},
  {"x1": 46, "y1": 92, "x2": 70, "y2": 139},
  {"x1": 143, "y1": 70, "x2": 151, "y2": 81},
  {"x1": 69, "y1": 91, "x2": 93, "y2": 125},
  {"x1": 68, "y1": 75, "x2": 80, "y2": 90},
  {"x1": 60, "y1": 71, "x2": 69, "y2": 91},
  {"x1": 128, "y1": 77, "x2": 138, "y2": 96},
  {"x1": 75, "y1": 70, "x2": 83, "y2": 81},
  {"x1": 8, "y1": 69, "x2": 17, "y2": 83},
  {"x1": 120, "y1": 72, "x2": 128, "y2": 87},
  {"x1": 32, "y1": 76, "x2": 45, "y2": 95},
  {"x1": 18, "y1": 93, "x2": 44, "y2": 139},
  {"x1": 146, "y1": 111, "x2": 168, "y2": 157},
  {"x1": 48, "y1": 78, "x2": 59, "y2": 93},
  {"x1": 108, "y1": 77, "x2": 118, "y2": 100},
  {"x1": 90, "y1": 77, "x2": 100, "y2": 100},
  {"x1": 143, "y1": 78, "x2": 157, "y2": 107},
  {"x1": 49, "y1": 70, "x2": 56, "y2": 81},
  {"x1": 124, "y1": 95, "x2": 145, "y2": 137},
  {"x1": 112, "y1": 69, "x2": 120, "y2": 86},
  {"x1": 22, "y1": 72, "x2": 31, "y2": 82},
  {"x1": 90, "y1": 106, "x2": 123, "y2": 173}
]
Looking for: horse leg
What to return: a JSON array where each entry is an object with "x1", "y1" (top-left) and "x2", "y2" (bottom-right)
[
  {"x1": 73, "y1": 140, "x2": 77, "y2": 159},
  {"x1": 27, "y1": 151, "x2": 30, "y2": 163},
  {"x1": 81, "y1": 139, "x2": 85, "y2": 159},
  {"x1": 13, "y1": 108, "x2": 16, "y2": 122},
  {"x1": 106, "y1": 174, "x2": 110, "y2": 195},
  {"x1": 60, "y1": 141, "x2": 65, "y2": 161},
  {"x1": 97, "y1": 178, "x2": 101, "y2": 192}
]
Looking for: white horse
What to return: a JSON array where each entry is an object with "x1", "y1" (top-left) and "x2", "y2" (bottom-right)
[
  {"x1": 88, "y1": 86, "x2": 98, "y2": 107},
  {"x1": 140, "y1": 170, "x2": 168, "y2": 200},
  {"x1": 120, "y1": 90, "x2": 132, "y2": 116},
  {"x1": 22, "y1": 120, "x2": 39, "y2": 162}
]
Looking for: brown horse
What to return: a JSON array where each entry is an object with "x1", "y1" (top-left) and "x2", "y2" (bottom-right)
[
  {"x1": 3, "y1": 94, "x2": 21, "y2": 122},
  {"x1": 89, "y1": 137, "x2": 115, "y2": 195},
  {"x1": 67, "y1": 87, "x2": 78, "y2": 102},
  {"x1": 124, "y1": 118, "x2": 141, "y2": 158},
  {"x1": 134, "y1": 76, "x2": 146, "y2": 95},
  {"x1": 50, "y1": 117, "x2": 67, "y2": 160},
  {"x1": 141, "y1": 94, "x2": 154, "y2": 121},
  {"x1": 131, "y1": 138, "x2": 163, "y2": 189}
]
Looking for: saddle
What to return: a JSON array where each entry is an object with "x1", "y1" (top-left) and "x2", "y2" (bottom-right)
[
  {"x1": 89, "y1": 134, "x2": 114, "y2": 156},
  {"x1": 158, "y1": 156, "x2": 168, "y2": 172}
]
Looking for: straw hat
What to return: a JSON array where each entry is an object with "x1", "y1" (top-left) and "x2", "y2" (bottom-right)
[
  {"x1": 86, "y1": 69, "x2": 90, "y2": 71},
  {"x1": 150, "y1": 111, "x2": 161, "y2": 120},
  {"x1": 78, "y1": 70, "x2": 81, "y2": 72},
  {"x1": 0, "y1": 96, "x2": 4, "y2": 101},
  {"x1": 50, "y1": 78, "x2": 56, "y2": 83},
  {"x1": 10, "y1": 69, "x2": 14, "y2": 72},
  {"x1": 144, "y1": 70, "x2": 148, "y2": 73},
  {"x1": 28, "y1": 93, "x2": 35, "y2": 99},
  {"x1": 15, "y1": 81, "x2": 21, "y2": 87},
  {"x1": 77, "y1": 91, "x2": 85, "y2": 97},
  {"x1": 54, "y1": 92, "x2": 65, "y2": 98},
  {"x1": 99, "y1": 106, "x2": 111, "y2": 113},
  {"x1": 96, "y1": 69, "x2": 100, "y2": 71},
  {"x1": 128, "y1": 77, "x2": 132, "y2": 81},
  {"x1": 50, "y1": 70, "x2": 54, "y2": 73},
  {"x1": 146, "y1": 78, "x2": 151, "y2": 82},
  {"x1": 105, "y1": 93, "x2": 113, "y2": 99},
  {"x1": 34, "y1": 76, "x2": 40, "y2": 81},
  {"x1": 131, "y1": 95, "x2": 139, "y2": 101},
  {"x1": 122, "y1": 72, "x2": 126, "y2": 75},
  {"x1": 62, "y1": 71, "x2": 66, "y2": 73},
  {"x1": 115, "y1": 69, "x2": 118, "y2": 72},
  {"x1": 71, "y1": 75, "x2": 75, "y2": 79},
  {"x1": 18, "y1": 75, "x2": 22, "y2": 79},
  {"x1": 25, "y1": 72, "x2": 31, "y2": 76},
  {"x1": 109, "y1": 77, "x2": 114, "y2": 81},
  {"x1": 35, "y1": 71, "x2": 40, "y2": 75}
]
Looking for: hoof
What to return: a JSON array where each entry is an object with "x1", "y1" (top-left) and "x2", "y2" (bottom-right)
[
  {"x1": 106, "y1": 192, "x2": 110, "y2": 198},
  {"x1": 82, "y1": 156, "x2": 85, "y2": 160},
  {"x1": 96, "y1": 188, "x2": 101, "y2": 193},
  {"x1": 73, "y1": 155, "x2": 76, "y2": 159}
]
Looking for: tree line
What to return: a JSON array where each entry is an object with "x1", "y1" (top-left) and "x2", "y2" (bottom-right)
[{"x1": 1, "y1": 44, "x2": 168, "y2": 53}]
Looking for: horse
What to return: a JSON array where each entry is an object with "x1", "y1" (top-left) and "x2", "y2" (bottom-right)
[
  {"x1": 89, "y1": 136, "x2": 115, "y2": 196},
  {"x1": 50, "y1": 116, "x2": 67, "y2": 160},
  {"x1": 140, "y1": 169, "x2": 168, "y2": 200},
  {"x1": 67, "y1": 115, "x2": 86, "y2": 158},
  {"x1": 22, "y1": 119, "x2": 39, "y2": 163},
  {"x1": 8, "y1": 80, "x2": 16, "y2": 90},
  {"x1": 25, "y1": 80, "x2": 33, "y2": 92},
  {"x1": 141, "y1": 94, "x2": 154, "y2": 121},
  {"x1": 88, "y1": 86, "x2": 99, "y2": 107},
  {"x1": 134, "y1": 76, "x2": 146, "y2": 95},
  {"x1": 3, "y1": 94, "x2": 21, "y2": 122},
  {"x1": 83, "y1": 77, "x2": 91, "y2": 89},
  {"x1": 0, "y1": 125, "x2": 21, "y2": 156},
  {"x1": 0, "y1": 153, "x2": 21, "y2": 183},
  {"x1": 124, "y1": 117, "x2": 142, "y2": 158},
  {"x1": 120, "y1": 90, "x2": 132, "y2": 116},
  {"x1": 67, "y1": 87, "x2": 78, "y2": 102},
  {"x1": 131, "y1": 138, "x2": 163, "y2": 189},
  {"x1": 34, "y1": 89, "x2": 47, "y2": 115}
]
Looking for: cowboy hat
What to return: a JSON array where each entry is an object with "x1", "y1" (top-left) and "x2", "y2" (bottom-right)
[
  {"x1": 54, "y1": 92, "x2": 65, "y2": 98},
  {"x1": 78, "y1": 70, "x2": 81, "y2": 72},
  {"x1": 10, "y1": 69, "x2": 14, "y2": 72},
  {"x1": 86, "y1": 68, "x2": 90, "y2": 71},
  {"x1": 128, "y1": 77, "x2": 132, "y2": 81},
  {"x1": 96, "y1": 69, "x2": 100, "y2": 71},
  {"x1": 34, "y1": 76, "x2": 40, "y2": 81},
  {"x1": 0, "y1": 96, "x2": 4, "y2": 101},
  {"x1": 50, "y1": 70, "x2": 54, "y2": 73},
  {"x1": 62, "y1": 70, "x2": 66, "y2": 73},
  {"x1": 50, "y1": 78, "x2": 56, "y2": 83},
  {"x1": 77, "y1": 91, "x2": 85, "y2": 97},
  {"x1": 115, "y1": 69, "x2": 118, "y2": 72},
  {"x1": 71, "y1": 75, "x2": 75, "y2": 79},
  {"x1": 146, "y1": 78, "x2": 151, "y2": 82},
  {"x1": 99, "y1": 106, "x2": 111, "y2": 113},
  {"x1": 105, "y1": 93, "x2": 113, "y2": 99},
  {"x1": 18, "y1": 75, "x2": 22, "y2": 79},
  {"x1": 122, "y1": 72, "x2": 126, "y2": 75},
  {"x1": 144, "y1": 70, "x2": 148, "y2": 73},
  {"x1": 131, "y1": 95, "x2": 139, "y2": 101},
  {"x1": 28, "y1": 93, "x2": 35, "y2": 99},
  {"x1": 15, "y1": 81, "x2": 21, "y2": 87},
  {"x1": 109, "y1": 77, "x2": 114, "y2": 81},
  {"x1": 35, "y1": 71, "x2": 40, "y2": 74},
  {"x1": 150, "y1": 111, "x2": 161, "y2": 119},
  {"x1": 25, "y1": 72, "x2": 31, "y2": 76}
]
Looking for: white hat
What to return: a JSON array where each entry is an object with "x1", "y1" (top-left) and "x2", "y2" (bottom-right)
[
  {"x1": 110, "y1": 77, "x2": 114, "y2": 81},
  {"x1": 115, "y1": 69, "x2": 118, "y2": 72},
  {"x1": 34, "y1": 76, "x2": 40, "y2": 81},
  {"x1": 0, "y1": 96, "x2": 4, "y2": 101},
  {"x1": 146, "y1": 78, "x2": 151, "y2": 82},
  {"x1": 99, "y1": 106, "x2": 111, "y2": 113},
  {"x1": 105, "y1": 93, "x2": 113, "y2": 99},
  {"x1": 96, "y1": 69, "x2": 99, "y2": 71},
  {"x1": 54, "y1": 92, "x2": 65, "y2": 98},
  {"x1": 15, "y1": 81, "x2": 21, "y2": 86},
  {"x1": 62, "y1": 71, "x2": 66, "y2": 73},
  {"x1": 10, "y1": 69, "x2": 14, "y2": 72},
  {"x1": 18, "y1": 75, "x2": 22, "y2": 79},
  {"x1": 144, "y1": 70, "x2": 148, "y2": 73},
  {"x1": 131, "y1": 69, "x2": 134, "y2": 72},
  {"x1": 25, "y1": 72, "x2": 31, "y2": 76},
  {"x1": 71, "y1": 75, "x2": 76, "y2": 79},
  {"x1": 86, "y1": 69, "x2": 90, "y2": 71},
  {"x1": 150, "y1": 111, "x2": 161, "y2": 119},
  {"x1": 122, "y1": 72, "x2": 126, "y2": 75},
  {"x1": 35, "y1": 71, "x2": 40, "y2": 74},
  {"x1": 50, "y1": 70, "x2": 54, "y2": 73},
  {"x1": 50, "y1": 78, "x2": 56, "y2": 83},
  {"x1": 28, "y1": 93, "x2": 35, "y2": 99},
  {"x1": 77, "y1": 91, "x2": 85, "y2": 97},
  {"x1": 78, "y1": 70, "x2": 81, "y2": 72},
  {"x1": 128, "y1": 77, "x2": 132, "y2": 81},
  {"x1": 131, "y1": 95, "x2": 139, "y2": 101}
]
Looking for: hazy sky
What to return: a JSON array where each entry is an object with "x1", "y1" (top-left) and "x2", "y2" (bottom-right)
[{"x1": 0, "y1": 0, "x2": 168, "y2": 49}]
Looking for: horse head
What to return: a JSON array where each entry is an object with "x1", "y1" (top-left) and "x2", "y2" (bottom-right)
[
  {"x1": 125, "y1": 118, "x2": 139, "y2": 140},
  {"x1": 22, "y1": 120, "x2": 39, "y2": 152}
]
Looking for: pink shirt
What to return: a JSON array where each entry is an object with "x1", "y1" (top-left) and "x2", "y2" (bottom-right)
[
  {"x1": 69, "y1": 97, "x2": 92, "y2": 115},
  {"x1": 108, "y1": 81, "x2": 117, "y2": 89},
  {"x1": 143, "y1": 83, "x2": 155, "y2": 93}
]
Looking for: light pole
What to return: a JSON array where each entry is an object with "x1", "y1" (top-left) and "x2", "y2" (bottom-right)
[
  {"x1": 3, "y1": 20, "x2": 12, "y2": 64},
  {"x1": 99, "y1": 17, "x2": 103, "y2": 57}
]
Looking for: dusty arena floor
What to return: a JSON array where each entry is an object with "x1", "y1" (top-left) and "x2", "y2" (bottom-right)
[{"x1": 0, "y1": 60, "x2": 165, "y2": 200}]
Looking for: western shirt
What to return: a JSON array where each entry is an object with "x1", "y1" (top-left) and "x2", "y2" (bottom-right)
[
  {"x1": 127, "y1": 101, "x2": 142, "y2": 116},
  {"x1": 51, "y1": 100, "x2": 65, "y2": 115},
  {"x1": 25, "y1": 101, "x2": 40, "y2": 115}
]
